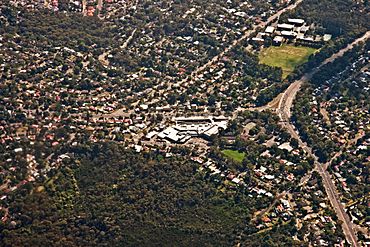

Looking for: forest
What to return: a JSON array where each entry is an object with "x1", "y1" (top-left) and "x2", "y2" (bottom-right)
[
  {"x1": 1, "y1": 0, "x2": 369, "y2": 245},
  {"x1": 0, "y1": 142, "x2": 248, "y2": 246}
]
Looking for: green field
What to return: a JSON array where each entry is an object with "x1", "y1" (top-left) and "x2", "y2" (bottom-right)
[
  {"x1": 222, "y1": 150, "x2": 245, "y2": 163},
  {"x1": 259, "y1": 45, "x2": 317, "y2": 79}
]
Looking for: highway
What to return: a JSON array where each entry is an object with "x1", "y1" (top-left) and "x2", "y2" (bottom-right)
[{"x1": 276, "y1": 31, "x2": 370, "y2": 247}]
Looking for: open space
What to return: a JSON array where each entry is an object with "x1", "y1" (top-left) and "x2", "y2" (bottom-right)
[
  {"x1": 222, "y1": 149, "x2": 246, "y2": 163},
  {"x1": 259, "y1": 45, "x2": 317, "y2": 79}
]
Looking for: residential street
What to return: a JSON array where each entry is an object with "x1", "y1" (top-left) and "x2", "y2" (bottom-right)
[{"x1": 276, "y1": 31, "x2": 370, "y2": 247}]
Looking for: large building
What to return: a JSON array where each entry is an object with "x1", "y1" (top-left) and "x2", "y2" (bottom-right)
[
  {"x1": 287, "y1": 18, "x2": 305, "y2": 27},
  {"x1": 157, "y1": 116, "x2": 229, "y2": 143},
  {"x1": 277, "y1": 23, "x2": 295, "y2": 31}
]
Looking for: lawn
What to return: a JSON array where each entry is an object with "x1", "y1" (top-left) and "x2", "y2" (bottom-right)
[
  {"x1": 222, "y1": 149, "x2": 245, "y2": 163},
  {"x1": 259, "y1": 45, "x2": 318, "y2": 79}
]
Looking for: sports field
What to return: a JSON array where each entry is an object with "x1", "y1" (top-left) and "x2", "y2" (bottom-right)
[
  {"x1": 259, "y1": 45, "x2": 317, "y2": 79},
  {"x1": 221, "y1": 150, "x2": 245, "y2": 163}
]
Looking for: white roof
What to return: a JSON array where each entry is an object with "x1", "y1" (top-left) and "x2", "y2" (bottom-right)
[
  {"x1": 203, "y1": 125, "x2": 219, "y2": 137},
  {"x1": 303, "y1": 36, "x2": 314, "y2": 41},
  {"x1": 140, "y1": 104, "x2": 149, "y2": 110},
  {"x1": 288, "y1": 18, "x2": 305, "y2": 24},
  {"x1": 159, "y1": 127, "x2": 190, "y2": 143},
  {"x1": 252, "y1": 37, "x2": 264, "y2": 42},
  {"x1": 175, "y1": 116, "x2": 211, "y2": 122},
  {"x1": 323, "y1": 34, "x2": 332, "y2": 41},
  {"x1": 300, "y1": 26, "x2": 310, "y2": 32},
  {"x1": 145, "y1": 131, "x2": 158, "y2": 139},
  {"x1": 297, "y1": 33, "x2": 305, "y2": 39},
  {"x1": 281, "y1": 31, "x2": 297, "y2": 37},
  {"x1": 265, "y1": 26, "x2": 275, "y2": 33},
  {"x1": 257, "y1": 189, "x2": 267, "y2": 194},
  {"x1": 277, "y1": 23, "x2": 295, "y2": 30},
  {"x1": 134, "y1": 145, "x2": 142, "y2": 153},
  {"x1": 273, "y1": 36, "x2": 284, "y2": 42},
  {"x1": 214, "y1": 121, "x2": 228, "y2": 130},
  {"x1": 264, "y1": 175, "x2": 275, "y2": 180},
  {"x1": 278, "y1": 142, "x2": 294, "y2": 152}
]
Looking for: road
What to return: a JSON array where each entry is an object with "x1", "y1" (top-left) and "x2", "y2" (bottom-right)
[
  {"x1": 179, "y1": 0, "x2": 304, "y2": 87},
  {"x1": 97, "y1": 0, "x2": 103, "y2": 13},
  {"x1": 82, "y1": 0, "x2": 86, "y2": 16},
  {"x1": 276, "y1": 31, "x2": 370, "y2": 247},
  {"x1": 146, "y1": 0, "x2": 306, "y2": 110},
  {"x1": 277, "y1": 30, "x2": 370, "y2": 120},
  {"x1": 251, "y1": 192, "x2": 287, "y2": 222},
  {"x1": 323, "y1": 131, "x2": 365, "y2": 170}
]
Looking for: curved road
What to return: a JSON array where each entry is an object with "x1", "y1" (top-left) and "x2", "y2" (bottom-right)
[{"x1": 277, "y1": 31, "x2": 370, "y2": 247}]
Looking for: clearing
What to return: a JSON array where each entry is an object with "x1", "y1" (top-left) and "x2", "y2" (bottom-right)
[
  {"x1": 222, "y1": 149, "x2": 245, "y2": 163},
  {"x1": 259, "y1": 45, "x2": 317, "y2": 79}
]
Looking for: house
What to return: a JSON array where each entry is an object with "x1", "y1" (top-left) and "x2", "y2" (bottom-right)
[
  {"x1": 145, "y1": 131, "x2": 158, "y2": 140},
  {"x1": 273, "y1": 36, "x2": 283, "y2": 46},
  {"x1": 298, "y1": 26, "x2": 310, "y2": 33},
  {"x1": 265, "y1": 26, "x2": 275, "y2": 35},
  {"x1": 252, "y1": 37, "x2": 265, "y2": 45},
  {"x1": 296, "y1": 33, "x2": 305, "y2": 40},
  {"x1": 323, "y1": 34, "x2": 332, "y2": 42},
  {"x1": 278, "y1": 142, "x2": 294, "y2": 152}
]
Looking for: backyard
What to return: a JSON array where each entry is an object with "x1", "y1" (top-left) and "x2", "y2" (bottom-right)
[{"x1": 222, "y1": 150, "x2": 246, "y2": 163}]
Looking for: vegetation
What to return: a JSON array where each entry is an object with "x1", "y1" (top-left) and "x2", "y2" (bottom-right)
[
  {"x1": 241, "y1": 223, "x2": 302, "y2": 247},
  {"x1": 1, "y1": 0, "x2": 368, "y2": 245},
  {"x1": 222, "y1": 149, "x2": 246, "y2": 163},
  {"x1": 259, "y1": 45, "x2": 317, "y2": 79},
  {"x1": 1, "y1": 142, "x2": 254, "y2": 246},
  {"x1": 284, "y1": 0, "x2": 369, "y2": 38},
  {"x1": 256, "y1": 0, "x2": 369, "y2": 106},
  {"x1": 292, "y1": 43, "x2": 368, "y2": 163}
]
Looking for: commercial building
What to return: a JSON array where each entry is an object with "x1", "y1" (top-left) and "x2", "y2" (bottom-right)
[
  {"x1": 157, "y1": 116, "x2": 229, "y2": 143},
  {"x1": 277, "y1": 23, "x2": 295, "y2": 31},
  {"x1": 287, "y1": 18, "x2": 305, "y2": 27}
]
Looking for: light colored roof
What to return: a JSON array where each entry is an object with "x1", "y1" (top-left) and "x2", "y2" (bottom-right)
[
  {"x1": 145, "y1": 131, "x2": 158, "y2": 139},
  {"x1": 159, "y1": 127, "x2": 191, "y2": 143},
  {"x1": 297, "y1": 33, "x2": 305, "y2": 39},
  {"x1": 264, "y1": 175, "x2": 275, "y2": 180},
  {"x1": 300, "y1": 26, "x2": 310, "y2": 32},
  {"x1": 281, "y1": 31, "x2": 297, "y2": 37},
  {"x1": 273, "y1": 36, "x2": 284, "y2": 42},
  {"x1": 288, "y1": 18, "x2": 305, "y2": 24},
  {"x1": 265, "y1": 26, "x2": 275, "y2": 33},
  {"x1": 134, "y1": 145, "x2": 142, "y2": 153},
  {"x1": 277, "y1": 23, "x2": 295, "y2": 30},
  {"x1": 174, "y1": 116, "x2": 211, "y2": 122},
  {"x1": 278, "y1": 142, "x2": 294, "y2": 152},
  {"x1": 303, "y1": 36, "x2": 314, "y2": 42},
  {"x1": 203, "y1": 125, "x2": 219, "y2": 137},
  {"x1": 323, "y1": 34, "x2": 332, "y2": 41},
  {"x1": 252, "y1": 37, "x2": 264, "y2": 42}
]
